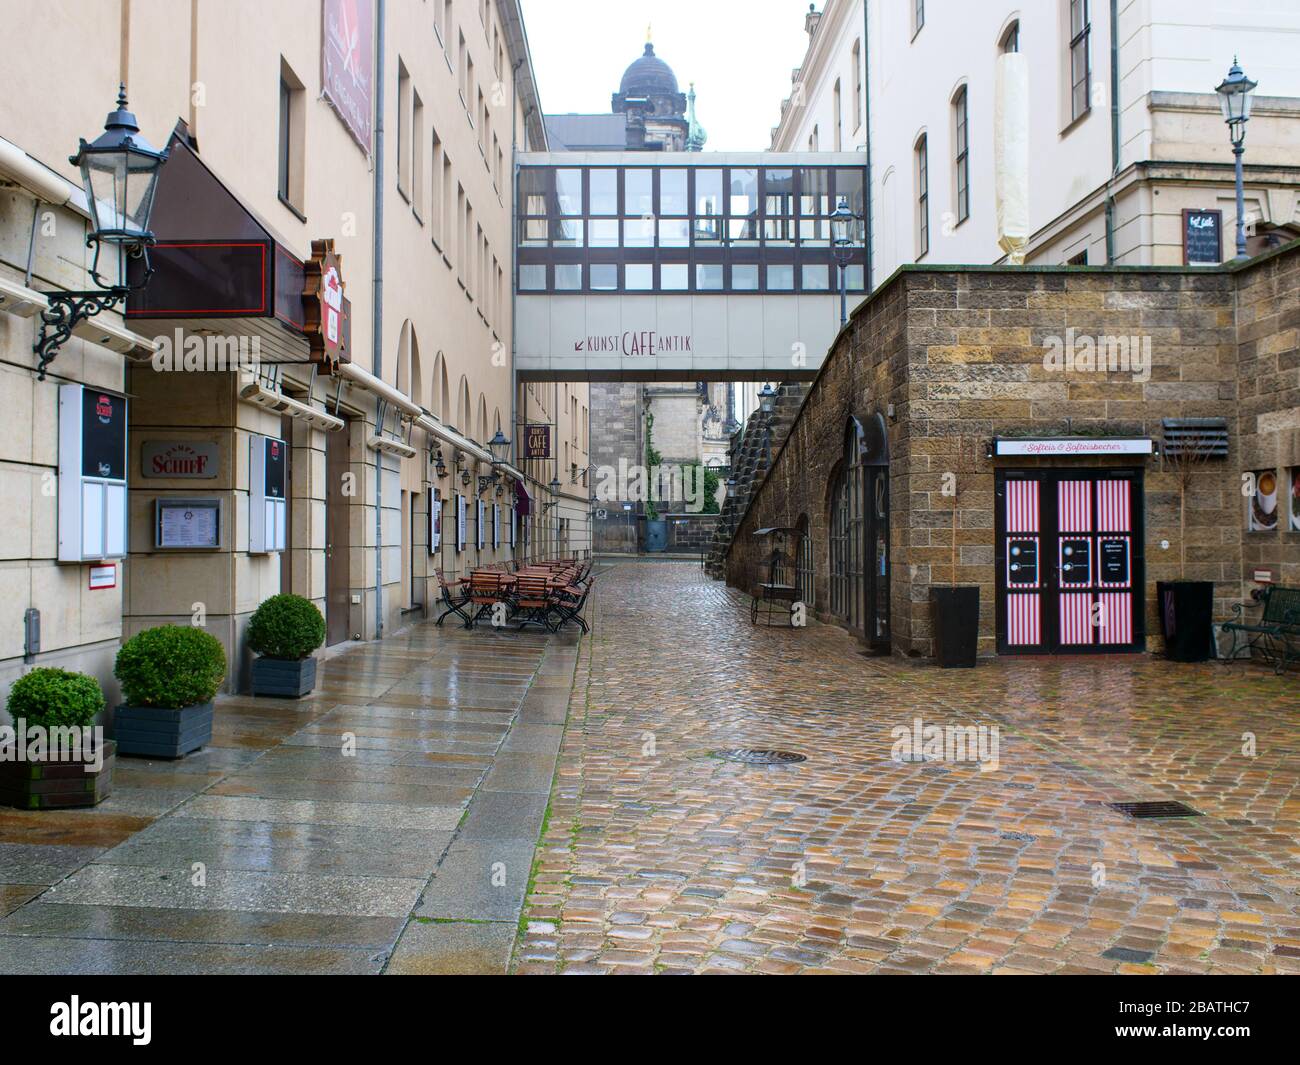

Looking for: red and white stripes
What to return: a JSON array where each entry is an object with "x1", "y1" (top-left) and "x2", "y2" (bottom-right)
[
  {"x1": 1007, "y1": 594, "x2": 1041, "y2": 646},
  {"x1": 1096, "y1": 480, "x2": 1132, "y2": 533},
  {"x1": 1095, "y1": 592, "x2": 1133, "y2": 644},
  {"x1": 1006, "y1": 480, "x2": 1040, "y2": 533},
  {"x1": 1059, "y1": 592, "x2": 1094, "y2": 646},
  {"x1": 1058, "y1": 480, "x2": 1093, "y2": 533}
]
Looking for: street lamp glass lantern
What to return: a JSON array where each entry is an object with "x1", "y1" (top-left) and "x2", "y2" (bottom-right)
[
  {"x1": 758, "y1": 382, "x2": 776, "y2": 414},
  {"x1": 487, "y1": 429, "x2": 511, "y2": 464},
  {"x1": 548, "y1": 476, "x2": 562, "y2": 497},
  {"x1": 830, "y1": 197, "x2": 855, "y2": 248},
  {"x1": 73, "y1": 86, "x2": 169, "y2": 253},
  {"x1": 1215, "y1": 59, "x2": 1257, "y2": 142}
]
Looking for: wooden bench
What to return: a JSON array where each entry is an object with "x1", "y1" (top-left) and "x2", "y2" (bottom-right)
[{"x1": 1222, "y1": 585, "x2": 1300, "y2": 673}]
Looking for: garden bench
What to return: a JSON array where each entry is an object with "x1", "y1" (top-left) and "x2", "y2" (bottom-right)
[{"x1": 1222, "y1": 585, "x2": 1300, "y2": 673}]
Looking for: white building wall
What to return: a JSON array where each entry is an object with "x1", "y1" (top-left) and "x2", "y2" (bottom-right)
[{"x1": 774, "y1": 0, "x2": 1300, "y2": 277}]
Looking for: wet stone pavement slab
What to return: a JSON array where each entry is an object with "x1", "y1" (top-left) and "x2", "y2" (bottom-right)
[
  {"x1": 514, "y1": 560, "x2": 1300, "y2": 976},
  {"x1": 0, "y1": 619, "x2": 580, "y2": 975}
]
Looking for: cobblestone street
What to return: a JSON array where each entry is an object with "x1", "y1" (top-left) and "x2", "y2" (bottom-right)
[{"x1": 517, "y1": 560, "x2": 1300, "y2": 975}]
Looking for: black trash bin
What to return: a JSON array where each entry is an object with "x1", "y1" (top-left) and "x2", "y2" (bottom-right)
[
  {"x1": 931, "y1": 586, "x2": 980, "y2": 668},
  {"x1": 1157, "y1": 580, "x2": 1214, "y2": 662}
]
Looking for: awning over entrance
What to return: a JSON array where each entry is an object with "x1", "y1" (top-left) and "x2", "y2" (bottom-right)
[
  {"x1": 125, "y1": 128, "x2": 351, "y2": 364},
  {"x1": 515, "y1": 481, "x2": 532, "y2": 516}
]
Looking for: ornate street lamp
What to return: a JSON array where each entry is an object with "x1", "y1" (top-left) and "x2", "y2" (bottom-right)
[
  {"x1": 1215, "y1": 58, "x2": 1258, "y2": 260},
  {"x1": 830, "y1": 196, "x2": 857, "y2": 325},
  {"x1": 433, "y1": 450, "x2": 448, "y2": 479},
  {"x1": 758, "y1": 382, "x2": 776, "y2": 414},
  {"x1": 487, "y1": 429, "x2": 512, "y2": 464},
  {"x1": 35, "y1": 86, "x2": 169, "y2": 379}
]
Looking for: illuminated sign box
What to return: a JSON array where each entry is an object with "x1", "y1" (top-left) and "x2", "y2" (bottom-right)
[
  {"x1": 58, "y1": 384, "x2": 128, "y2": 563},
  {"x1": 992, "y1": 437, "x2": 1155, "y2": 457},
  {"x1": 249, "y1": 435, "x2": 287, "y2": 553}
]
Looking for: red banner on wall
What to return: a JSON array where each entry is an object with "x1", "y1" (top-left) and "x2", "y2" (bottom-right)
[{"x1": 322, "y1": 0, "x2": 374, "y2": 155}]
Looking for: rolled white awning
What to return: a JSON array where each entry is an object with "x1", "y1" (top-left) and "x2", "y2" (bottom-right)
[{"x1": 332, "y1": 360, "x2": 495, "y2": 465}]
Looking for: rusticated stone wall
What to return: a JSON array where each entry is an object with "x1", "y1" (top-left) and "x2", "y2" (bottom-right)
[{"x1": 726, "y1": 243, "x2": 1300, "y2": 659}]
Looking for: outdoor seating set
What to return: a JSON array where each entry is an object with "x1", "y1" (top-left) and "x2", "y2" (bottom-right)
[{"x1": 436, "y1": 557, "x2": 594, "y2": 634}]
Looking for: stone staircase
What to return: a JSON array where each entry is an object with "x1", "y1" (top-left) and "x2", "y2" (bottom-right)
[{"x1": 704, "y1": 383, "x2": 807, "y2": 579}]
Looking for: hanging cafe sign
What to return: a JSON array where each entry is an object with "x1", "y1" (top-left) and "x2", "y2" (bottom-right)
[
  {"x1": 304, "y1": 239, "x2": 350, "y2": 371},
  {"x1": 524, "y1": 424, "x2": 552, "y2": 459},
  {"x1": 991, "y1": 437, "x2": 1155, "y2": 458}
]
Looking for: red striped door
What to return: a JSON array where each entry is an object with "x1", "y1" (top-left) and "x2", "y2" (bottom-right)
[{"x1": 997, "y1": 472, "x2": 1142, "y2": 654}]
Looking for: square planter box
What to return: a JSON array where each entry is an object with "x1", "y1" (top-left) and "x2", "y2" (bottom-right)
[
  {"x1": 113, "y1": 702, "x2": 213, "y2": 759},
  {"x1": 251, "y1": 656, "x2": 317, "y2": 698},
  {"x1": 0, "y1": 740, "x2": 116, "y2": 809}
]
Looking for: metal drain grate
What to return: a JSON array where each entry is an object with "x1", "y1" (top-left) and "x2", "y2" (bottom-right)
[
  {"x1": 712, "y1": 748, "x2": 807, "y2": 765},
  {"x1": 1108, "y1": 801, "x2": 1202, "y2": 819}
]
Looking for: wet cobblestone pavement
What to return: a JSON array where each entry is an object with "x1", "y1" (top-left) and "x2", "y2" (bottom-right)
[
  {"x1": 0, "y1": 621, "x2": 578, "y2": 975},
  {"x1": 516, "y1": 560, "x2": 1300, "y2": 975}
]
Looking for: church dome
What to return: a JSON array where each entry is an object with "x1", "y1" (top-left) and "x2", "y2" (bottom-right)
[{"x1": 619, "y1": 42, "x2": 679, "y2": 98}]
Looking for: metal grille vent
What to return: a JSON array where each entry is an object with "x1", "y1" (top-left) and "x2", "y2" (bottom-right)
[
  {"x1": 1162, "y1": 418, "x2": 1229, "y2": 460},
  {"x1": 1108, "y1": 801, "x2": 1202, "y2": 819}
]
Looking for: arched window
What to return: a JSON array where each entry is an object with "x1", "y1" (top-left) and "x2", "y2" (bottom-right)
[
  {"x1": 796, "y1": 513, "x2": 815, "y2": 608},
  {"x1": 829, "y1": 419, "x2": 866, "y2": 630},
  {"x1": 1000, "y1": 20, "x2": 1020, "y2": 54}
]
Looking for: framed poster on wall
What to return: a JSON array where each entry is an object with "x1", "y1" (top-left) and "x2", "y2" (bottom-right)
[
  {"x1": 155, "y1": 498, "x2": 222, "y2": 549},
  {"x1": 429, "y1": 489, "x2": 442, "y2": 553}
]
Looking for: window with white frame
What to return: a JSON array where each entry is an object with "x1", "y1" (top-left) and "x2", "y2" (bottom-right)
[
  {"x1": 1069, "y1": 0, "x2": 1091, "y2": 122},
  {"x1": 915, "y1": 134, "x2": 929, "y2": 258},
  {"x1": 952, "y1": 87, "x2": 969, "y2": 224}
]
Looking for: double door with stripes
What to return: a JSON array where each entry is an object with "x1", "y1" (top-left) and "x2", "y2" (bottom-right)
[{"x1": 995, "y1": 469, "x2": 1145, "y2": 654}]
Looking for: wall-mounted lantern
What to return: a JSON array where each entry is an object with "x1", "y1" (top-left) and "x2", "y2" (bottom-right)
[{"x1": 35, "y1": 86, "x2": 168, "y2": 379}]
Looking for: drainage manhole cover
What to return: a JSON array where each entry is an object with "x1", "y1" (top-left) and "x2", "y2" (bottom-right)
[
  {"x1": 712, "y1": 748, "x2": 807, "y2": 765},
  {"x1": 1108, "y1": 801, "x2": 1201, "y2": 819}
]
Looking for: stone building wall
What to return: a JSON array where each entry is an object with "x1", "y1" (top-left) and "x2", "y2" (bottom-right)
[{"x1": 727, "y1": 243, "x2": 1300, "y2": 659}]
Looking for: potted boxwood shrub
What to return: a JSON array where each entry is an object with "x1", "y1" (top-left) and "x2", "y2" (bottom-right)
[
  {"x1": 113, "y1": 626, "x2": 226, "y2": 758},
  {"x1": 1, "y1": 668, "x2": 114, "y2": 809},
  {"x1": 930, "y1": 448, "x2": 980, "y2": 668},
  {"x1": 247, "y1": 594, "x2": 326, "y2": 697}
]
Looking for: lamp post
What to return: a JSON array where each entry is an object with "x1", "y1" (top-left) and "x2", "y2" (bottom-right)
[
  {"x1": 830, "y1": 196, "x2": 857, "y2": 326},
  {"x1": 1215, "y1": 58, "x2": 1258, "y2": 261},
  {"x1": 35, "y1": 86, "x2": 168, "y2": 379},
  {"x1": 758, "y1": 382, "x2": 776, "y2": 465}
]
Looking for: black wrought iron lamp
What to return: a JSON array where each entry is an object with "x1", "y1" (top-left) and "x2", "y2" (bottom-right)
[
  {"x1": 542, "y1": 475, "x2": 562, "y2": 513},
  {"x1": 830, "y1": 196, "x2": 858, "y2": 325},
  {"x1": 1215, "y1": 58, "x2": 1257, "y2": 260},
  {"x1": 35, "y1": 86, "x2": 168, "y2": 379}
]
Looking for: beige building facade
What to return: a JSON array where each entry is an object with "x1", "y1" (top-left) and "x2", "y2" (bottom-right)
[{"x1": 0, "y1": 0, "x2": 588, "y2": 709}]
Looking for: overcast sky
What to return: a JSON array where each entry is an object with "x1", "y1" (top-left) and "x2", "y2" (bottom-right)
[{"x1": 519, "y1": 0, "x2": 817, "y2": 151}]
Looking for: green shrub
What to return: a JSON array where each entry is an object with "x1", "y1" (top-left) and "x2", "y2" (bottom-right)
[
  {"x1": 246, "y1": 594, "x2": 326, "y2": 660},
  {"x1": 6, "y1": 668, "x2": 105, "y2": 730},
  {"x1": 114, "y1": 626, "x2": 226, "y2": 707}
]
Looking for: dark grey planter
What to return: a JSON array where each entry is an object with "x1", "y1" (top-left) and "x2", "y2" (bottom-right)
[
  {"x1": 251, "y1": 655, "x2": 317, "y2": 698},
  {"x1": 113, "y1": 703, "x2": 213, "y2": 759}
]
